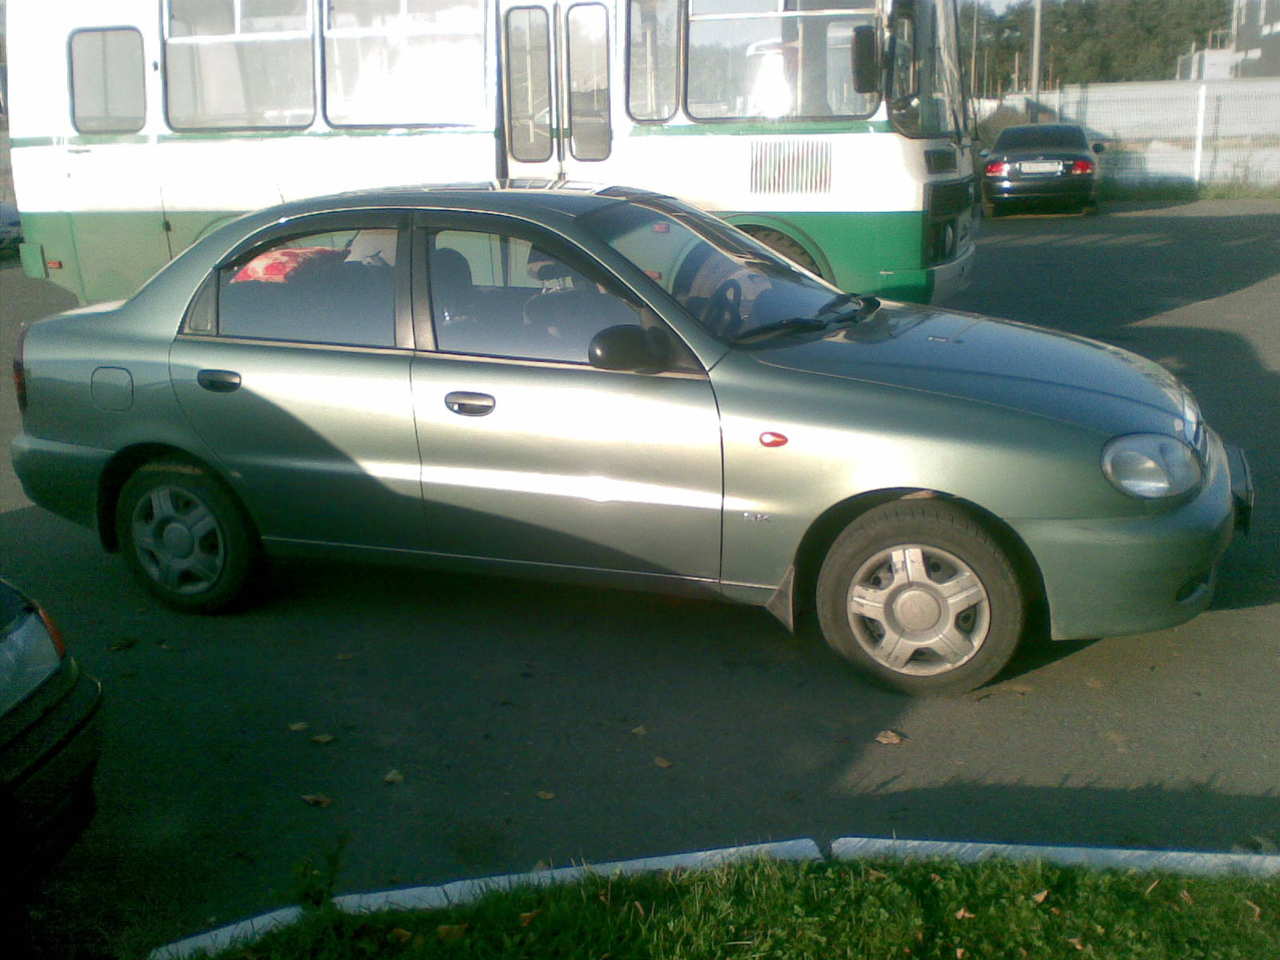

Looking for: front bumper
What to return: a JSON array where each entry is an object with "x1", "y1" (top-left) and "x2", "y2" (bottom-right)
[{"x1": 1012, "y1": 430, "x2": 1248, "y2": 641}]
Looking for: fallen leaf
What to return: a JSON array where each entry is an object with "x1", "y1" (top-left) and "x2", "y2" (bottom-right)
[
  {"x1": 631, "y1": 725, "x2": 648, "y2": 736},
  {"x1": 1180, "y1": 889, "x2": 1195, "y2": 906},
  {"x1": 1144, "y1": 878, "x2": 1161, "y2": 896},
  {"x1": 535, "y1": 791, "x2": 556, "y2": 800},
  {"x1": 519, "y1": 909, "x2": 542, "y2": 926},
  {"x1": 384, "y1": 769, "x2": 404, "y2": 784},
  {"x1": 930, "y1": 874, "x2": 943, "y2": 884},
  {"x1": 108, "y1": 637, "x2": 138, "y2": 652},
  {"x1": 875, "y1": 729, "x2": 907, "y2": 745},
  {"x1": 301, "y1": 794, "x2": 332, "y2": 808},
  {"x1": 388, "y1": 928, "x2": 412, "y2": 944},
  {"x1": 654, "y1": 756, "x2": 674, "y2": 768},
  {"x1": 436, "y1": 924, "x2": 468, "y2": 942},
  {"x1": 1050, "y1": 907, "x2": 1062, "y2": 916},
  {"x1": 310, "y1": 734, "x2": 335, "y2": 744},
  {"x1": 956, "y1": 949, "x2": 966, "y2": 959},
  {"x1": 288, "y1": 722, "x2": 309, "y2": 732},
  {"x1": 1032, "y1": 889, "x2": 1049, "y2": 904},
  {"x1": 866, "y1": 868, "x2": 888, "y2": 881},
  {"x1": 954, "y1": 907, "x2": 975, "y2": 920},
  {"x1": 1066, "y1": 937, "x2": 1084, "y2": 951},
  {"x1": 633, "y1": 901, "x2": 646, "y2": 917},
  {"x1": 1244, "y1": 898, "x2": 1262, "y2": 921}
]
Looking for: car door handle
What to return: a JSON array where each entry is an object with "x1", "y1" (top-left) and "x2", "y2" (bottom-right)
[
  {"x1": 197, "y1": 369, "x2": 242, "y2": 393},
  {"x1": 444, "y1": 391, "x2": 495, "y2": 416}
]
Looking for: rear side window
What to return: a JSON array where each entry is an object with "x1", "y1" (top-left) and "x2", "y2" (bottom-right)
[
  {"x1": 70, "y1": 28, "x2": 146, "y2": 133},
  {"x1": 215, "y1": 228, "x2": 399, "y2": 347}
]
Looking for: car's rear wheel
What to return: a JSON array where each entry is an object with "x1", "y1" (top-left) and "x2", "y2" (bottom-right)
[
  {"x1": 743, "y1": 228, "x2": 823, "y2": 276},
  {"x1": 816, "y1": 500, "x2": 1025, "y2": 695},
  {"x1": 116, "y1": 461, "x2": 257, "y2": 613}
]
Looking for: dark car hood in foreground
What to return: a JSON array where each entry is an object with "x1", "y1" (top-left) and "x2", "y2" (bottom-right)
[{"x1": 753, "y1": 303, "x2": 1186, "y2": 428}]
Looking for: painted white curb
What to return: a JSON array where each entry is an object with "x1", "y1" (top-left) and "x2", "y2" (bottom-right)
[
  {"x1": 831, "y1": 836, "x2": 1280, "y2": 877},
  {"x1": 149, "y1": 838, "x2": 821, "y2": 960}
]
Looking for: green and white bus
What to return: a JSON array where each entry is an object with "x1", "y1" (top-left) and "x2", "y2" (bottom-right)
[{"x1": 6, "y1": 0, "x2": 975, "y2": 305}]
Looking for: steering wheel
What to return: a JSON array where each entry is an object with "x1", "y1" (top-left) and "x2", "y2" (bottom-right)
[{"x1": 700, "y1": 279, "x2": 744, "y2": 338}]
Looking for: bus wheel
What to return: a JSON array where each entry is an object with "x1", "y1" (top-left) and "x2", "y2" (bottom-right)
[{"x1": 744, "y1": 228, "x2": 822, "y2": 277}]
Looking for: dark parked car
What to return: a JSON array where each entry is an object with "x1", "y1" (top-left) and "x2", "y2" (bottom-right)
[
  {"x1": 981, "y1": 123, "x2": 1105, "y2": 216},
  {"x1": 11, "y1": 185, "x2": 1252, "y2": 695},
  {"x1": 0, "y1": 578, "x2": 102, "y2": 890}
]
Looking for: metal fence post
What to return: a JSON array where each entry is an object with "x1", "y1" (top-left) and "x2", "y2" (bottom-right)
[{"x1": 1192, "y1": 83, "x2": 1208, "y2": 184}]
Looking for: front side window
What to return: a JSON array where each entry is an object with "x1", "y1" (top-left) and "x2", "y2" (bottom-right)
[
  {"x1": 324, "y1": 0, "x2": 487, "y2": 126},
  {"x1": 428, "y1": 228, "x2": 690, "y2": 367},
  {"x1": 70, "y1": 29, "x2": 146, "y2": 133},
  {"x1": 626, "y1": 0, "x2": 678, "y2": 121},
  {"x1": 566, "y1": 5, "x2": 611, "y2": 160},
  {"x1": 687, "y1": 0, "x2": 879, "y2": 120},
  {"x1": 888, "y1": 0, "x2": 963, "y2": 138},
  {"x1": 215, "y1": 228, "x2": 399, "y2": 347},
  {"x1": 166, "y1": 0, "x2": 315, "y2": 129}
]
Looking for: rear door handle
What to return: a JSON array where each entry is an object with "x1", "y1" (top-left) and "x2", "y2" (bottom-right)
[
  {"x1": 197, "y1": 369, "x2": 242, "y2": 393},
  {"x1": 444, "y1": 391, "x2": 495, "y2": 416}
]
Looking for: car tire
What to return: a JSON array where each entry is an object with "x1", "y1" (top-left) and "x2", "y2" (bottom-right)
[
  {"x1": 116, "y1": 460, "x2": 258, "y2": 613},
  {"x1": 743, "y1": 228, "x2": 823, "y2": 276},
  {"x1": 816, "y1": 499, "x2": 1025, "y2": 696}
]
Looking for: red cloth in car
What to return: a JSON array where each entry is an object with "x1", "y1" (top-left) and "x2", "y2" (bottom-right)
[{"x1": 231, "y1": 246, "x2": 344, "y2": 284}]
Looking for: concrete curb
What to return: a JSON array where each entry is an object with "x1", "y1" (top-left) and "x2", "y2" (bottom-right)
[
  {"x1": 150, "y1": 834, "x2": 1280, "y2": 959},
  {"x1": 150, "y1": 839, "x2": 821, "y2": 959}
]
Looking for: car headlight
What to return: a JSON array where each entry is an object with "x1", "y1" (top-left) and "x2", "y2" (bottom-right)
[{"x1": 1102, "y1": 434, "x2": 1203, "y2": 499}]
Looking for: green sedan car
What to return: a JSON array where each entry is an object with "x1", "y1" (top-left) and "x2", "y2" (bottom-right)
[{"x1": 11, "y1": 186, "x2": 1253, "y2": 695}]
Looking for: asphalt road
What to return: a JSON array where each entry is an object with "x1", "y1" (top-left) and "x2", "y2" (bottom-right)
[{"x1": 3, "y1": 201, "x2": 1279, "y2": 957}]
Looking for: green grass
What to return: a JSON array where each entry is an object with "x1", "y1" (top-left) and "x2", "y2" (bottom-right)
[{"x1": 202, "y1": 857, "x2": 1280, "y2": 960}]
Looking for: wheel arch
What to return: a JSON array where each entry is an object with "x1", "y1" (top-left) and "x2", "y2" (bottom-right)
[
  {"x1": 97, "y1": 443, "x2": 254, "y2": 552},
  {"x1": 723, "y1": 216, "x2": 832, "y2": 281},
  {"x1": 790, "y1": 488, "x2": 1049, "y2": 632}
]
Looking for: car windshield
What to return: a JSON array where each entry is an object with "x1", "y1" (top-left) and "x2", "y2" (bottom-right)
[
  {"x1": 995, "y1": 125, "x2": 1087, "y2": 151},
  {"x1": 579, "y1": 196, "x2": 852, "y2": 342}
]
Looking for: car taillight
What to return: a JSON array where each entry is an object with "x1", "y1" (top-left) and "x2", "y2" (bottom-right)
[
  {"x1": 1071, "y1": 159, "x2": 1095, "y2": 175},
  {"x1": 985, "y1": 161, "x2": 1010, "y2": 177},
  {"x1": 36, "y1": 604, "x2": 67, "y2": 658},
  {"x1": 13, "y1": 323, "x2": 29, "y2": 413}
]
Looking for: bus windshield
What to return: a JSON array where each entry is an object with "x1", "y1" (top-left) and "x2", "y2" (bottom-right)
[
  {"x1": 582, "y1": 197, "x2": 850, "y2": 342},
  {"x1": 684, "y1": 0, "x2": 880, "y2": 120},
  {"x1": 888, "y1": 0, "x2": 964, "y2": 138}
]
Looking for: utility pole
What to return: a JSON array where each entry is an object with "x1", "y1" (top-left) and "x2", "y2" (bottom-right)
[{"x1": 1030, "y1": 0, "x2": 1042, "y2": 121}]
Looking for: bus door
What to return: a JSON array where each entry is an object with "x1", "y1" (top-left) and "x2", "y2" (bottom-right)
[
  {"x1": 500, "y1": 0, "x2": 614, "y2": 182},
  {"x1": 63, "y1": 17, "x2": 171, "y2": 302}
]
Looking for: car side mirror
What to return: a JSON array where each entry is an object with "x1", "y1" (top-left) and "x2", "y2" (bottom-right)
[
  {"x1": 851, "y1": 26, "x2": 879, "y2": 95},
  {"x1": 1092, "y1": 143, "x2": 1105, "y2": 154},
  {"x1": 588, "y1": 324, "x2": 670, "y2": 373}
]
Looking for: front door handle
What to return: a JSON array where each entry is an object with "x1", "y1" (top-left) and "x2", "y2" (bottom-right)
[
  {"x1": 197, "y1": 369, "x2": 242, "y2": 393},
  {"x1": 444, "y1": 391, "x2": 495, "y2": 416}
]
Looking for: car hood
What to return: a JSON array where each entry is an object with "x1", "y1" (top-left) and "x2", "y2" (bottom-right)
[{"x1": 751, "y1": 303, "x2": 1186, "y2": 429}]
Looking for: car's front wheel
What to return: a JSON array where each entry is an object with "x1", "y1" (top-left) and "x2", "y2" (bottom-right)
[
  {"x1": 816, "y1": 500, "x2": 1025, "y2": 695},
  {"x1": 116, "y1": 460, "x2": 258, "y2": 613}
]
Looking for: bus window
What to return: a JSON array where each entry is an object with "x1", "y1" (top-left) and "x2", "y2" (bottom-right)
[
  {"x1": 70, "y1": 28, "x2": 146, "y2": 134},
  {"x1": 324, "y1": 0, "x2": 487, "y2": 127},
  {"x1": 566, "y1": 5, "x2": 611, "y2": 161},
  {"x1": 505, "y1": 8, "x2": 553, "y2": 162},
  {"x1": 626, "y1": 0, "x2": 678, "y2": 121},
  {"x1": 165, "y1": 0, "x2": 315, "y2": 129},
  {"x1": 686, "y1": 0, "x2": 879, "y2": 121}
]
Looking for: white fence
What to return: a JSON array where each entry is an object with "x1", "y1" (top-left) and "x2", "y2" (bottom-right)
[{"x1": 985, "y1": 78, "x2": 1280, "y2": 187}]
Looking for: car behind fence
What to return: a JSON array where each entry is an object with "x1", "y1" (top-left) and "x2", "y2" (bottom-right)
[{"x1": 981, "y1": 77, "x2": 1280, "y2": 189}]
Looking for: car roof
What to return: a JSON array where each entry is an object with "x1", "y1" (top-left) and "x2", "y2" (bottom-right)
[{"x1": 247, "y1": 181, "x2": 660, "y2": 227}]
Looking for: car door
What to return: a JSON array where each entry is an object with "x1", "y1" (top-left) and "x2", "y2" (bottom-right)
[
  {"x1": 410, "y1": 212, "x2": 723, "y2": 581},
  {"x1": 170, "y1": 212, "x2": 426, "y2": 550}
]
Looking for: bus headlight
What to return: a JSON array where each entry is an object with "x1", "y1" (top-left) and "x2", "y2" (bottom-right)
[{"x1": 1101, "y1": 434, "x2": 1203, "y2": 499}]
